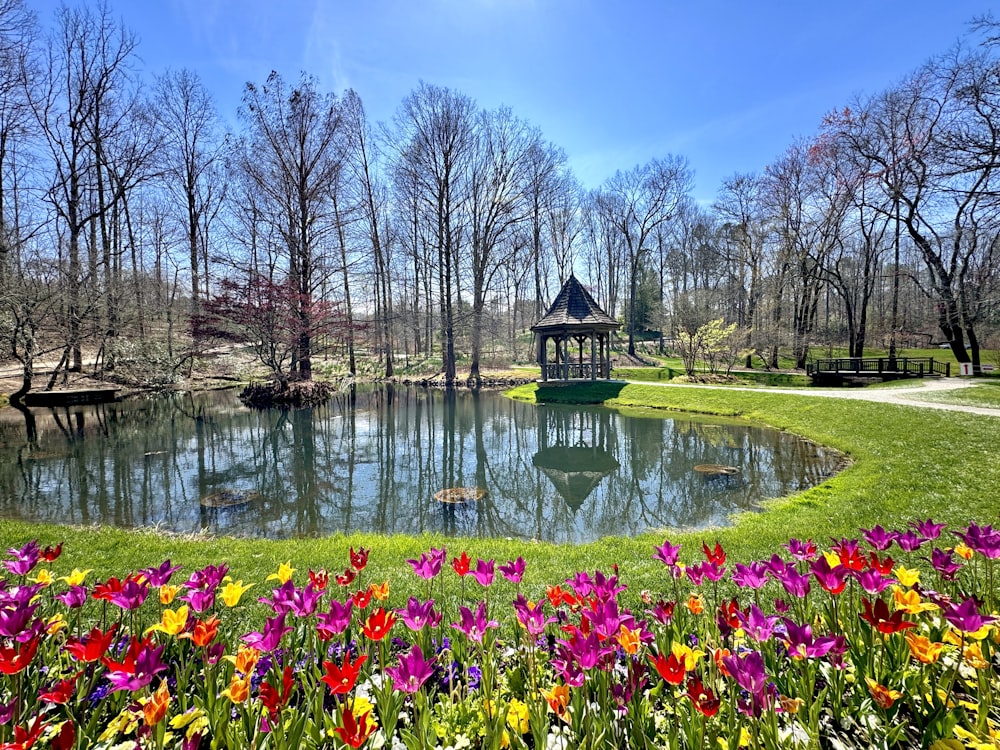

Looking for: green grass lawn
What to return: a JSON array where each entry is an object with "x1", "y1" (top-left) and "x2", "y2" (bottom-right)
[
  {"x1": 909, "y1": 380, "x2": 1000, "y2": 408},
  {"x1": 2, "y1": 381, "x2": 997, "y2": 615}
]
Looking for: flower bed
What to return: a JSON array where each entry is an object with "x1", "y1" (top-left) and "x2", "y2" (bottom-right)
[{"x1": 1, "y1": 520, "x2": 998, "y2": 749}]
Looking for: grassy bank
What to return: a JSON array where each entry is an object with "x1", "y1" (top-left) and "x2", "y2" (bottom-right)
[{"x1": 2, "y1": 381, "x2": 998, "y2": 609}]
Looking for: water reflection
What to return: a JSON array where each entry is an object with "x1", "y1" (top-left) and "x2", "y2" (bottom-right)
[{"x1": 0, "y1": 387, "x2": 842, "y2": 543}]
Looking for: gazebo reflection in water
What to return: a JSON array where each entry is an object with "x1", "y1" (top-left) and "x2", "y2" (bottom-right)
[{"x1": 532, "y1": 406, "x2": 619, "y2": 513}]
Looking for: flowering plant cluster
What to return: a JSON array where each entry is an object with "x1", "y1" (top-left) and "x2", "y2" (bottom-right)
[{"x1": 0, "y1": 519, "x2": 998, "y2": 749}]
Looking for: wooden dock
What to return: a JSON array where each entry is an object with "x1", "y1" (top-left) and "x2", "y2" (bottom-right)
[{"x1": 22, "y1": 388, "x2": 119, "y2": 407}]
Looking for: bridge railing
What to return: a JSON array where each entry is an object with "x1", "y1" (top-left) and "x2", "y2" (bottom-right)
[
  {"x1": 543, "y1": 363, "x2": 597, "y2": 380},
  {"x1": 806, "y1": 357, "x2": 950, "y2": 378}
]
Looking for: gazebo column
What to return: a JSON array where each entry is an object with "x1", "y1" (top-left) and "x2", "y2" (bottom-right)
[
  {"x1": 590, "y1": 335, "x2": 596, "y2": 381},
  {"x1": 563, "y1": 335, "x2": 569, "y2": 380},
  {"x1": 539, "y1": 334, "x2": 547, "y2": 382}
]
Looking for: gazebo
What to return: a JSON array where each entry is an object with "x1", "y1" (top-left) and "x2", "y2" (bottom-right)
[{"x1": 532, "y1": 275, "x2": 620, "y2": 382}]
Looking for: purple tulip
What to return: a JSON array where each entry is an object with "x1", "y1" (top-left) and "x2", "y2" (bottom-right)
[
  {"x1": 895, "y1": 530, "x2": 927, "y2": 552},
  {"x1": 513, "y1": 595, "x2": 555, "y2": 636},
  {"x1": 929, "y1": 548, "x2": 963, "y2": 581},
  {"x1": 558, "y1": 626, "x2": 612, "y2": 671},
  {"x1": 769, "y1": 563, "x2": 811, "y2": 599},
  {"x1": 317, "y1": 600, "x2": 353, "y2": 638},
  {"x1": 407, "y1": 548, "x2": 446, "y2": 580},
  {"x1": 582, "y1": 598, "x2": 623, "y2": 640},
  {"x1": 722, "y1": 650, "x2": 770, "y2": 715},
  {"x1": 731, "y1": 561, "x2": 769, "y2": 589},
  {"x1": 550, "y1": 646, "x2": 586, "y2": 687},
  {"x1": 955, "y1": 523, "x2": 1000, "y2": 560},
  {"x1": 645, "y1": 600, "x2": 676, "y2": 625},
  {"x1": 861, "y1": 525, "x2": 898, "y2": 551},
  {"x1": 737, "y1": 604, "x2": 778, "y2": 643},
  {"x1": 108, "y1": 579, "x2": 150, "y2": 611},
  {"x1": 259, "y1": 580, "x2": 322, "y2": 618},
  {"x1": 943, "y1": 597, "x2": 998, "y2": 634},
  {"x1": 180, "y1": 588, "x2": 215, "y2": 614},
  {"x1": 451, "y1": 601, "x2": 498, "y2": 644},
  {"x1": 783, "y1": 538, "x2": 818, "y2": 562},
  {"x1": 855, "y1": 568, "x2": 893, "y2": 595},
  {"x1": 695, "y1": 560, "x2": 726, "y2": 583},
  {"x1": 810, "y1": 556, "x2": 848, "y2": 595},
  {"x1": 0, "y1": 697, "x2": 16, "y2": 725},
  {"x1": 55, "y1": 585, "x2": 88, "y2": 609},
  {"x1": 385, "y1": 644, "x2": 435, "y2": 693},
  {"x1": 471, "y1": 559, "x2": 495, "y2": 587},
  {"x1": 139, "y1": 560, "x2": 181, "y2": 587},
  {"x1": 567, "y1": 571, "x2": 594, "y2": 598},
  {"x1": 106, "y1": 641, "x2": 168, "y2": 693},
  {"x1": 685, "y1": 564, "x2": 704, "y2": 587},
  {"x1": 499, "y1": 557, "x2": 526, "y2": 583},
  {"x1": 3, "y1": 541, "x2": 40, "y2": 576},
  {"x1": 590, "y1": 570, "x2": 625, "y2": 601},
  {"x1": 243, "y1": 613, "x2": 292, "y2": 652},
  {"x1": 398, "y1": 597, "x2": 438, "y2": 632},
  {"x1": 910, "y1": 519, "x2": 945, "y2": 540},
  {"x1": 0, "y1": 603, "x2": 38, "y2": 638},
  {"x1": 184, "y1": 564, "x2": 229, "y2": 592},
  {"x1": 780, "y1": 618, "x2": 836, "y2": 658},
  {"x1": 653, "y1": 540, "x2": 681, "y2": 567}
]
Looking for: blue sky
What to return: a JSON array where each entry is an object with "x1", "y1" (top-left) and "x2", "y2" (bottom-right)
[{"x1": 28, "y1": 0, "x2": 992, "y2": 202}]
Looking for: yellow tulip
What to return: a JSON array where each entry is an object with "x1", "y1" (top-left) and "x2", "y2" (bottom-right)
[
  {"x1": 892, "y1": 586, "x2": 937, "y2": 614},
  {"x1": 963, "y1": 642, "x2": 989, "y2": 670},
  {"x1": 159, "y1": 585, "x2": 180, "y2": 605},
  {"x1": 905, "y1": 632, "x2": 944, "y2": 664},
  {"x1": 953, "y1": 543, "x2": 974, "y2": 561},
  {"x1": 146, "y1": 606, "x2": 190, "y2": 637},
  {"x1": 266, "y1": 561, "x2": 295, "y2": 584},
  {"x1": 59, "y1": 568, "x2": 92, "y2": 586},
  {"x1": 222, "y1": 674, "x2": 251, "y2": 704},
  {"x1": 224, "y1": 644, "x2": 260, "y2": 676},
  {"x1": 671, "y1": 641, "x2": 705, "y2": 671},
  {"x1": 32, "y1": 569, "x2": 54, "y2": 587},
  {"x1": 46, "y1": 613, "x2": 68, "y2": 635},
  {"x1": 506, "y1": 698, "x2": 529, "y2": 734},
  {"x1": 220, "y1": 580, "x2": 254, "y2": 608},
  {"x1": 894, "y1": 565, "x2": 920, "y2": 587}
]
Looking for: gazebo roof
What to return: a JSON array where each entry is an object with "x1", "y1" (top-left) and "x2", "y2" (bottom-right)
[{"x1": 531, "y1": 275, "x2": 619, "y2": 333}]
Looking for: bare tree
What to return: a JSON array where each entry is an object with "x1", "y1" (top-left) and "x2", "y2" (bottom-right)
[
  {"x1": 393, "y1": 82, "x2": 474, "y2": 385},
  {"x1": 466, "y1": 106, "x2": 537, "y2": 384},
  {"x1": 153, "y1": 68, "x2": 225, "y2": 317},
  {"x1": 599, "y1": 156, "x2": 692, "y2": 357},
  {"x1": 237, "y1": 72, "x2": 343, "y2": 380},
  {"x1": 27, "y1": 3, "x2": 145, "y2": 373},
  {"x1": 831, "y1": 47, "x2": 1000, "y2": 371}
]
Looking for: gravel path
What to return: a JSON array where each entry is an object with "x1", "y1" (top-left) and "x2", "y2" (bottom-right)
[{"x1": 626, "y1": 377, "x2": 1000, "y2": 419}]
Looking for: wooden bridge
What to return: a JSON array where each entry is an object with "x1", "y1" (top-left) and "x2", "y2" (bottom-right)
[{"x1": 806, "y1": 357, "x2": 950, "y2": 384}]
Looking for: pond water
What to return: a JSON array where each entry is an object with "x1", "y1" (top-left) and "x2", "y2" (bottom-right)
[{"x1": 0, "y1": 387, "x2": 842, "y2": 544}]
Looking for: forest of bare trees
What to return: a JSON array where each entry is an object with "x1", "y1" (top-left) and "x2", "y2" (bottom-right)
[{"x1": 3, "y1": 2, "x2": 1000, "y2": 401}]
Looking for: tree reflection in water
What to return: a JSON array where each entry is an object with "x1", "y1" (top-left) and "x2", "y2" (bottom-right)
[{"x1": 0, "y1": 387, "x2": 842, "y2": 543}]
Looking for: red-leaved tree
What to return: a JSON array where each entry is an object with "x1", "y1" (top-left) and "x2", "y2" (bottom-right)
[{"x1": 194, "y1": 275, "x2": 349, "y2": 382}]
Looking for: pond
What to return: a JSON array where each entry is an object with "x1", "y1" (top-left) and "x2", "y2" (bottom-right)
[{"x1": 0, "y1": 387, "x2": 843, "y2": 544}]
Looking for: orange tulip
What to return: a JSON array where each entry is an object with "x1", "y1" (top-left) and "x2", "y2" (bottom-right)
[{"x1": 143, "y1": 681, "x2": 170, "y2": 726}]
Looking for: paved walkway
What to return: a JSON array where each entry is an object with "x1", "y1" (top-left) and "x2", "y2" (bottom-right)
[{"x1": 625, "y1": 377, "x2": 1000, "y2": 419}]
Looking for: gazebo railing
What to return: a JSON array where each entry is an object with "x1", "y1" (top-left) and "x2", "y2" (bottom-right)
[{"x1": 544, "y1": 363, "x2": 598, "y2": 380}]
